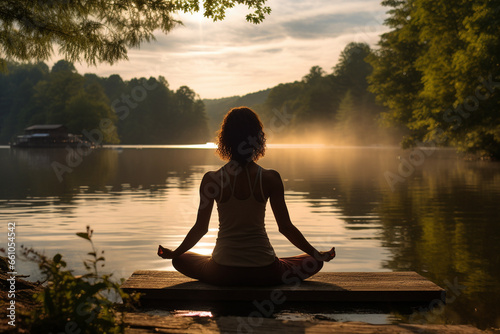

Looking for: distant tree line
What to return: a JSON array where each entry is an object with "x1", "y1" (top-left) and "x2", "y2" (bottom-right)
[
  {"x1": 205, "y1": 42, "x2": 401, "y2": 146},
  {"x1": 2, "y1": 44, "x2": 394, "y2": 147},
  {"x1": 3, "y1": 0, "x2": 499, "y2": 156},
  {"x1": 256, "y1": 42, "x2": 397, "y2": 145},
  {"x1": 203, "y1": 89, "x2": 271, "y2": 135},
  {"x1": 0, "y1": 60, "x2": 209, "y2": 144},
  {"x1": 207, "y1": 0, "x2": 500, "y2": 158}
]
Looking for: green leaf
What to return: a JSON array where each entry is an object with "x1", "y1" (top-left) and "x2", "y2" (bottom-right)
[
  {"x1": 53, "y1": 254, "x2": 62, "y2": 263},
  {"x1": 21, "y1": 226, "x2": 140, "y2": 332},
  {"x1": 76, "y1": 232, "x2": 90, "y2": 240}
]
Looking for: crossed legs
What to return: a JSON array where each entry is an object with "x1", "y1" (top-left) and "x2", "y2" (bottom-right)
[{"x1": 171, "y1": 252, "x2": 324, "y2": 286}]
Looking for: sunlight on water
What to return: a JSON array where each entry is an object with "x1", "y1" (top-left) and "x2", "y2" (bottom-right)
[
  {"x1": 0, "y1": 146, "x2": 395, "y2": 280},
  {"x1": 1, "y1": 146, "x2": 500, "y2": 329},
  {"x1": 100, "y1": 143, "x2": 388, "y2": 150},
  {"x1": 102, "y1": 142, "x2": 218, "y2": 149}
]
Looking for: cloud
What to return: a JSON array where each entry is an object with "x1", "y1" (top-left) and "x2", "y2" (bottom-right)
[
  {"x1": 281, "y1": 12, "x2": 383, "y2": 39},
  {"x1": 73, "y1": 0, "x2": 389, "y2": 99}
]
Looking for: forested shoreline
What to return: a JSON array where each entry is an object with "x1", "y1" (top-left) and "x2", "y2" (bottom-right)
[
  {"x1": 0, "y1": 61, "x2": 210, "y2": 145},
  {"x1": 1, "y1": 42, "x2": 399, "y2": 147},
  {"x1": 1, "y1": 0, "x2": 499, "y2": 158},
  {"x1": 2, "y1": 0, "x2": 500, "y2": 160},
  {"x1": 367, "y1": 0, "x2": 500, "y2": 159}
]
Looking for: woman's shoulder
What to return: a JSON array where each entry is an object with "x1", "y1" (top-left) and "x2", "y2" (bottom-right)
[
  {"x1": 260, "y1": 166, "x2": 282, "y2": 184},
  {"x1": 258, "y1": 166, "x2": 284, "y2": 197},
  {"x1": 202, "y1": 163, "x2": 281, "y2": 181},
  {"x1": 261, "y1": 166, "x2": 280, "y2": 177},
  {"x1": 201, "y1": 164, "x2": 232, "y2": 183},
  {"x1": 200, "y1": 168, "x2": 222, "y2": 184}
]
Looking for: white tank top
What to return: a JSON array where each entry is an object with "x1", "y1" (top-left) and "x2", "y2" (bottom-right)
[{"x1": 212, "y1": 166, "x2": 276, "y2": 267}]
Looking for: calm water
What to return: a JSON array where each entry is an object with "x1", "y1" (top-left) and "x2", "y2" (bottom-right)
[{"x1": 1, "y1": 145, "x2": 499, "y2": 329}]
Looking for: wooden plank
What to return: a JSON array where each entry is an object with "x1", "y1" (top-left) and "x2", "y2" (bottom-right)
[
  {"x1": 123, "y1": 313, "x2": 485, "y2": 334},
  {"x1": 121, "y1": 271, "x2": 445, "y2": 303}
]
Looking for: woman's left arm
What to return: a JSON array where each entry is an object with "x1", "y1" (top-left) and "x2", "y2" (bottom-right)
[{"x1": 158, "y1": 172, "x2": 215, "y2": 259}]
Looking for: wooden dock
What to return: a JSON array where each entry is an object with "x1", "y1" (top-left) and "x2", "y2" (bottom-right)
[
  {"x1": 121, "y1": 271, "x2": 445, "y2": 304},
  {"x1": 123, "y1": 313, "x2": 486, "y2": 334}
]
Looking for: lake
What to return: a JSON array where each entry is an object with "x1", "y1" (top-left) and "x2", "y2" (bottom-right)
[{"x1": 1, "y1": 145, "x2": 499, "y2": 329}]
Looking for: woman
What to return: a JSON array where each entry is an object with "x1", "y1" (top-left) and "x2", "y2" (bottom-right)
[{"x1": 158, "y1": 107, "x2": 335, "y2": 286}]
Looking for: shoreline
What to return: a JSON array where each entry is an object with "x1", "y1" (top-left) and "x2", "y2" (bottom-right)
[
  {"x1": 123, "y1": 311, "x2": 493, "y2": 333},
  {"x1": 0, "y1": 271, "x2": 42, "y2": 333}
]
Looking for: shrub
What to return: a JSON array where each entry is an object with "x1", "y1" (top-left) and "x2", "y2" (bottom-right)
[{"x1": 20, "y1": 226, "x2": 139, "y2": 333}]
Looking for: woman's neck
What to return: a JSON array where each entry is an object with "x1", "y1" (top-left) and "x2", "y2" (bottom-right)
[{"x1": 229, "y1": 160, "x2": 255, "y2": 168}]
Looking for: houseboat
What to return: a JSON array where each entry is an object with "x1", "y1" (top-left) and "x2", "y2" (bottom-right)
[{"x1": 10, "y1": 124, "x2": 93, "y2": 148}]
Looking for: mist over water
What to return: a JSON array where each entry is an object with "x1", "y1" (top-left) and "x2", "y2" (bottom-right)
[
  {"x1": 255, "y1": 116, "x2": 404, "y2": 148},
  {"x1": 1, "y1": 146, "x2": 499, "y2": 328}
]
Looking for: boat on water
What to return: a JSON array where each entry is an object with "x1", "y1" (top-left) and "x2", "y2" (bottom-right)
[{"x1": 10, "y1": 124, "x2": 94, "y2": 148}]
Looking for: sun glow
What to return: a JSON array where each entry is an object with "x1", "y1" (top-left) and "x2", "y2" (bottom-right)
[
  {"x1": 173, "y1": 310, "x2": 214, "y2": 317},
  {"x1": 192, "y1": 248, "x2": 214, "y2": 255},
  {"x1": 191, "y1": 5, "x2": 206, "y2": 25}
]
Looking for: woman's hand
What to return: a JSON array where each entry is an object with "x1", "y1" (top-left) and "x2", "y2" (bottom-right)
[
  {"x1": 315, "y1": 247, "x2": 336, "y2": 262},
  {"x1": 158, "y1": 245, "x2": 175, "y2": 259}
]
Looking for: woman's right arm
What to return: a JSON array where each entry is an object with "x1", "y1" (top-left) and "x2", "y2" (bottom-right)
[
  {"x1": 158, "y1": 171, "x2": 215, "y2": 259},
  {"x1": 267, "y1": 170, "x2": 335, "y2": 261}
]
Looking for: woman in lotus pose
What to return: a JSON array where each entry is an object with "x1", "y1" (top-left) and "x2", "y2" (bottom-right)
[{"x1": 158, "y1": 107, "x2": 335, "y2": 286}]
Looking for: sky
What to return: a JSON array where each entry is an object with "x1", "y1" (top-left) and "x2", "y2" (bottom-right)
[{"x1": 73, "y1": 0, "x2": 390, "y2": 99}]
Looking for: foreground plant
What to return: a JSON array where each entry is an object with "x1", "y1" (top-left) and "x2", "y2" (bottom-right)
[{"x1": 21, "y1": 226, "x2": 139, "y2": 333}]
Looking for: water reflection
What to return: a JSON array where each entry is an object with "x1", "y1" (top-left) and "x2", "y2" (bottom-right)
[
  {"x1": 377, "y1": 157, "x2": 500, "y2": 329},
  {"x1": 1, "y1": 146, "x2": 499, "y2": 329},
  {"x1": 0, "y1": 147, "x2": 220, "y2": 199}
]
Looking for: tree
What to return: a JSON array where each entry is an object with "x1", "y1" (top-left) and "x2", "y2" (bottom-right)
[
  {"x1": 0, "y1": 0, "x2": 271, "y2": 68},
  {"x1": 0, "y1": 61, "x2": 49, "y2": 142},
  {"x1": 367, "y1": 0, "x2": 423, "y2": 130},
  {"x1": 115, "y1": 78, "x2": 210, "y2": 144},
  {"x1": 334, "y1": 90, "x2": 356, "y2": 140},
  {"x1": 333, "y1": 43, "x2": 385, "y2": 144},
  {"x1": 302, "y1": 66, "x2": 326, "y2": 85},
  {"x1": 368, "y1": 0, "x2": 500, "y2": 158},
  {"x1": 334, "y1": 42, "x2": 373, "y2": 99},
  {"x1": 51, "y1": 60, "x2": 77, "y2": 73},
  {"x1": 27, "y1": 61, "x2": 120, "y2": 143},
  {"x1": 293, "y1": 69, "x2": 336, "y2": 125},
  {"x1": 0, "y1": 60, "x2": 211, "y2": 145},
  {"x1": 175, "y1": 86, "x2": 210, "y2": 143},
  {"x1": 252, "y1": 43, "x2": 392, "y2": 144}
]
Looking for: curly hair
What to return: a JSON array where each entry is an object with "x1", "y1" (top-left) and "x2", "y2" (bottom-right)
[{"x1": 216, "y1": 107, "x2": 266, "y2": 164}]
